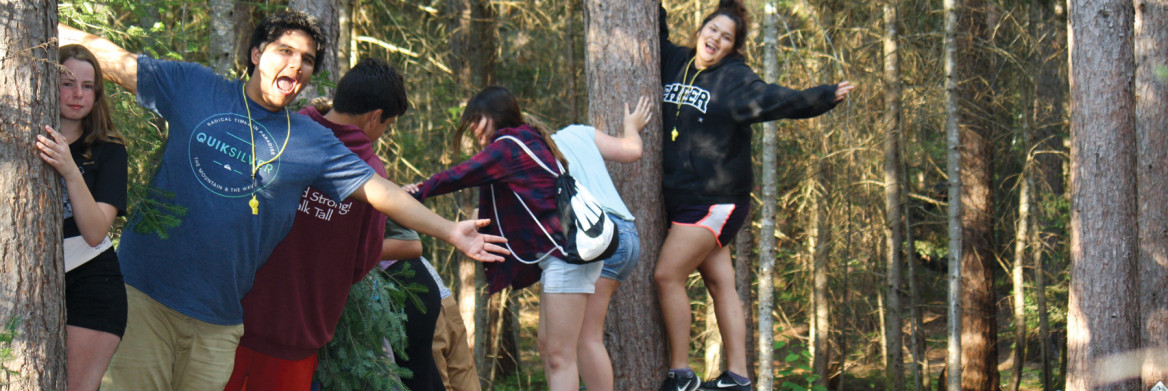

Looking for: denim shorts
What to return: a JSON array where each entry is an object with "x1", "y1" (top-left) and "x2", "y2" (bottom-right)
[
  {"x1": 599, "y1": 214, "x2": 641, "y2": 282},
  {"x1": 539, "y1": 255, "x2": 603, "y2": 294}
]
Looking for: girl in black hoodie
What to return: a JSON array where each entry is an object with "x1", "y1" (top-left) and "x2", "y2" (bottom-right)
[{"x1": 654, "y1": 2, "x2": 854, "y2": 390}]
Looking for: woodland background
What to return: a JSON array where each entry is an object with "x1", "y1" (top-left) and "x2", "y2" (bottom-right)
[{"x1": 3, "y1": 0, "x2": 1165, "y2": 390}]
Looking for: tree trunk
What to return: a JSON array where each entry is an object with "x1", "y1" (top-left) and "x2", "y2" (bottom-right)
[
  {"x1": 882, "y1": 0, "x2": 905, "y2": 388},
  {"x1": 289, "y1": 0, "x2": 339, "y2": 99},
  {"x1": 703, "y1": 293, "x2": 724, "y2": 379},
  {"x1": 1029, "y1": 2, "x2": 1067, "y2": 390},
  {"x1": 208, "y1": 0, "x2": 250, "y2": 77},
  {"x1": 445, "y1": 0, "x2": 497, "y2": 384},
  {"x1": 583, "y1": 1, "x2": 664, "y2": 390},
  {"x1": 810, "y1": 159, "x2": 831, "y2": 388},
  {"x1": 209, "y1": 0, "x2": 237, "y2": 76},
  {"x1": 955, "y1": 0, "x2": 999, "y2": 388},
  {"x1": 942, "y1": 0, "x2": 963, "y2": 387},
  {"x1": 1135, "y1": 0, "x2": 1168, "y2": 386},
  {"x1": 757, "y1": 2, "x2": 780, "y2": 388},
  {"x1": 1010, "y1": 173, "x2": 1030, "y2": 391},
  {"x1": 336, "y1": 0, "x2": 355, "y2": 73},
  {"x1": 1066, "y1": 0, "x2": 1140, "y2": 389},
  {"x1": 447, "y1": 0, "x2": 496, "y2": 92},
  {"x1": 733, "y1": 221, "x2": 755, "y2": 382},
  {"x1": 0, "y1": 2, "x2": 66, "y2": 389}
]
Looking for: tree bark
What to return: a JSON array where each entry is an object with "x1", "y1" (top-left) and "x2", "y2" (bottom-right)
[
  {"x1": 733, "y1": 220, "x2": 755, "y2": 382},
  {"x1": 1066, "y1": 0, "x2": 1140, "y2": 389},
  {"x1": 1135, "y1": 0, "x2": 1168, "y2": 386},
  {"x1": 942, "y1": 0, "x2": 963, "y2": 387},
  {"x1": 1010, "y1": 173, "x2": 1031, "y2": 391},
  {"x1": 289, "y1": 0, "x2": 339, "y2": 101},
  {"x1": 757, "y1": 2, "x2": 780, "y2": 388},
  {"x1": 208, "y1": 0, "x2": 249, "y2": 76},
  {"x1": 0, "y1": 2, "x2": 66, "y2": 389},
  {"x1": 583, "y1": 1, "x2": 664, "y2": 390},
  {"x1": 703, "y1": 292, "x2": 724, "y2": 379},
  {"x1": 336, "y1": 0, "x2": 355, "y2": 74},
  {"x1": 447, "y1": 0, "x2": 496, "y2": 93},
  {"x1": 882, "y1": 1, "x2": 905, "y2": 388},
  {"x1": 955, "y1": 0, "x2": 999, "y2": 388},
  {"x1": 810, "y1": 158, "x2": 830, "y2": 388}
]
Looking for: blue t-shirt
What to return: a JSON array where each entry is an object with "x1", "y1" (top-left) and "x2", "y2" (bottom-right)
[
  {"x1": 117, "y1": 56, "x2": 375, "y2": 325},
  {"x1": 550, "y1": 125, "x2": 634, "y2": 221}
]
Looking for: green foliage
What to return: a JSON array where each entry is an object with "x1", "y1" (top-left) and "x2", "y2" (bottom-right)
[
  {"x1": 772, "y1": 340, "x2": 828, "y2": 391},
  {"x1": 316, "y1": 269, "x2": 413, "y2": 391},
  {"x1": 0, "y1": 317, "x2": 21, "y2": 384}
]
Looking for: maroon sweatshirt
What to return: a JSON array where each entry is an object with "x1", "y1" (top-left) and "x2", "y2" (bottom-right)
[{"x1": 237, "y1": 106, "x2": 387, "y2": 360}]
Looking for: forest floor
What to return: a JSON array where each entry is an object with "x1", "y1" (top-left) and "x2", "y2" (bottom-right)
[{"x1": 484, "y1": 291, "x2": 1051, "y2": 390}]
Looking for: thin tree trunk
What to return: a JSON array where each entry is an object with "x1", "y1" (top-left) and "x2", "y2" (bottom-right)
[
  {"x1": 757, "y1": 2, "x2": 780, "y2": 388},
  {"x1": 1135, "y1": 0, "x2": 1168, "y2": 386},
  {"x1": 1030, "y1": 177, "x2": 1051, "y2": 391},
  {"x1": 1010, "y1": 173, "x2": 1030, "y2": 391},
  {"x1": 882, "y1": 1, "x2": 905, "y2": 388},
  {"x1": 942, "y1": 0, "x2": 963, "y2": 387},
  {"x1": 1029, "y1": 2, "x2": 1067, "y2": 389},
  {"x1": 734, "y1": 222, "x2": 755, "y2": 382},
  {"x1": 336, "y1": 0, "x2": 354, "y2": 73},
  {"x1": 1066, "y1": 0, "x2": 1140, "y2": 388},
  {"x1": 583, "y1": 1, "x2": 665, "y2": 390},
  {"x1": 900, "y1": 100, "x2": 925, "y2": 391},
  {"x1": 703, "y1": 293, "x2": 724, "y2": 379},
  {"x1": 811, "y1": 160, "x2": 830, "y2": 387},
  {"x1": 0, "y1": 2, "x2": 66, "y2": 389}
]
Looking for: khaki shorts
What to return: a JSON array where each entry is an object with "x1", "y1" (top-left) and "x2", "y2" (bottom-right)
[{"x1": 102, "y1": 285, "x2": 244, "y2": 391}]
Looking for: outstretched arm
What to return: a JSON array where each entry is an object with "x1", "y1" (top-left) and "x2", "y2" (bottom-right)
[
  {"x1": 594, "y1": 95, "x2": 652, "y2": 163},
  {"x1": 59, "y1": 23, "x2": 138, "y2": 94},
  {"x1": 351, "y1": 175, "x2": 508, "y2": 262}
]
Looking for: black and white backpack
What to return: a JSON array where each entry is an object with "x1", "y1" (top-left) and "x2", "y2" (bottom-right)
[{"x1": 490, "y1": 135, "x2": 619, "y2": 265}]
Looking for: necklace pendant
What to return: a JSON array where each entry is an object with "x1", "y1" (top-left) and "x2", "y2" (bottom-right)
[
  {"x1": 671, "y1": 128, "x2": 679, "y2": 142},
  {"x1": 249, "y1": 196, "x2": 259, "y2": 215}
]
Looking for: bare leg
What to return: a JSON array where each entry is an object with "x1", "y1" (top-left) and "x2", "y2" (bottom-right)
[
  {"x1": 654, "y1": 224, "x2": 719, "y2": 369},
  {"x1": 538, "y1": 292, "x2": 589, "y2": 391},
  {"x1": 577, "y1": 277, "x2": 620, "y2": 391},
  {"x1": 696, "y1": 246, "x2": 748, "y2": 377},
  {"x1": 67, "y1": 326, "x2": 121, "y2": 391}
]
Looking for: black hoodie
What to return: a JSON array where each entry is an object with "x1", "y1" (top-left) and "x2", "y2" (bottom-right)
[{"x1": 659, "y1": 6, "x2": 839, "y2": 204}]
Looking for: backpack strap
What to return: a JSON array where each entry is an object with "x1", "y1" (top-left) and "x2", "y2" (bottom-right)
[{"x1": 494, "y1": 135, "x2": 564, "y2": 176}]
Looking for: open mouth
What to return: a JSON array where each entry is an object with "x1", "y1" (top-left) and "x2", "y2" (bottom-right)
[
  {"x1": 704, "y1": 42, "x2": 718, "y2": 54},
  {"x1": 276, "y1": 76, "x2": 297, "y2": 94}
]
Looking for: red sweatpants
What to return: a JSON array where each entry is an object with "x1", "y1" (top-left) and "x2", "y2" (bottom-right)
[{"x1": 223, "y1": 345, "x2": 318, "y2": 391}]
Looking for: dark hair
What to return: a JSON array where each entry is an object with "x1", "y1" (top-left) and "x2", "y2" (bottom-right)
[
  {"x1": 246, "y1": 10, "x2": 327, "y2": 77},
  {"x1": 331, "y1": 58, "x2": 409, "y2": 121},
  {"x1": 695, "y1": 0, "x2": 750, "y2": 55},
  {"x1": 59, "y1": 44, "x2": 123, "y2": 158},
  {"x1": 454, "y1": 86, "x2": 566, "y2": 167}
]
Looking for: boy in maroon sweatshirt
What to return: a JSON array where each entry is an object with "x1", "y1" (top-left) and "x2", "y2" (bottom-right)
[{"x1": 224, "y1": 58, "x2": 411, "y2": 390}]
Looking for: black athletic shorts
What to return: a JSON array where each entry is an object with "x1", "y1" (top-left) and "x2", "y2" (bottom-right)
[{"x1": 65, "y1": 248, "x2": 128, "y2": 338}]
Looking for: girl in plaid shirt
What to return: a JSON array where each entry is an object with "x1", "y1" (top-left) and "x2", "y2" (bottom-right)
[{"x1": 406, "y1": 86, "x2": 603, "y2": 391}]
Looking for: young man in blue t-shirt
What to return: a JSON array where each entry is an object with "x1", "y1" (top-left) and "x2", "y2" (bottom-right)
[{"x1": 59, "y1": 11, "x2": 507, "y2": 391}]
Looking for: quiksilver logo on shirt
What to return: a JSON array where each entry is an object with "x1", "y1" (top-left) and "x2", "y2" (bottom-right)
[
  {"x1": 663, "y1": 83, "x2": 711, "y2": 113},
  {"x1": 187, "y1": 113, "x2": 280, "y2": 198}
]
